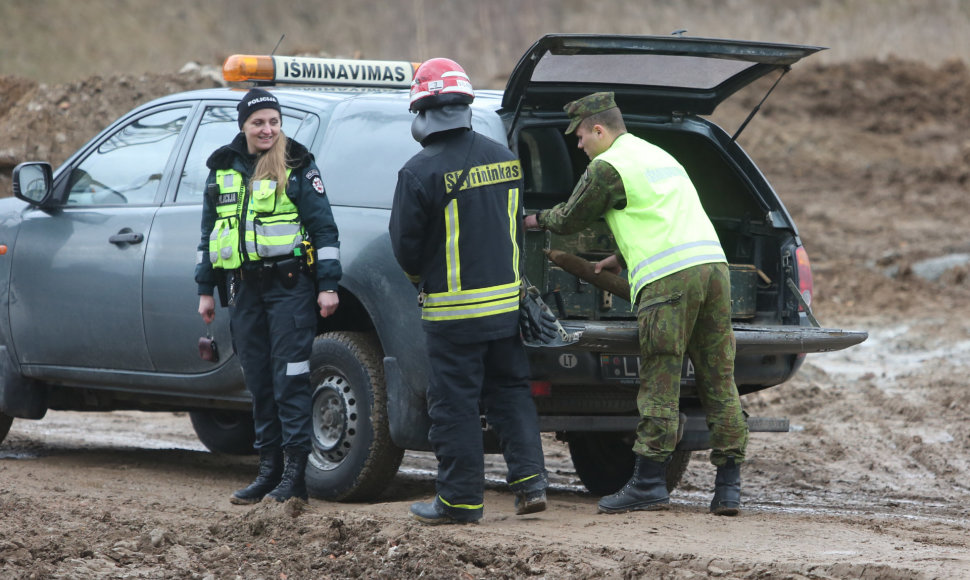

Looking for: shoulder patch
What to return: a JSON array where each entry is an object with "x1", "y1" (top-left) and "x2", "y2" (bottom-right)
[
  {"x1": 312, "y1": 176, "x2": 326, "y2": 195},
  {"x1": 305, "y1": 168, "x2": 320, "y2": 180}
]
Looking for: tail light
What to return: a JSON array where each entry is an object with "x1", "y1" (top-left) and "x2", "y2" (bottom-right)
[
  {"x1": 530, "y1": 381, "x2": 552, "y2": 397},
  {"x1": 795, "y1": 246, "x2": 814, "y2": 312}
]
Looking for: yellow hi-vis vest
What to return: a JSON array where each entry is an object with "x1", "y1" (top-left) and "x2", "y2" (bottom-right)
[
  {"x1": 598, "y1": 133, "x2": 726, "y2": 304},
  {"x1": 209, "y1": 168, "x2": 304, "y2": 269}
]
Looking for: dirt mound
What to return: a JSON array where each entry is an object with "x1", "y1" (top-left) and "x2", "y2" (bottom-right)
[
  {"x1": 0, "y1": 71, "x2": 223, "y2": 192},
  {"x1": 714, "y1": 58, "x2": 970, "y2": 322}
]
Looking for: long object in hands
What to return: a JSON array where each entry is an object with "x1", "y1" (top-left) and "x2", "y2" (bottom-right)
[{"x1": 543, "y1": 249, "x2": 631, "y2": 302}]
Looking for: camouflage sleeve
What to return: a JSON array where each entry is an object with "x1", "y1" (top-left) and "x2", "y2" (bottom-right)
[{"x1": 536, "y1": 159, "x2": 626, "y2": 235}]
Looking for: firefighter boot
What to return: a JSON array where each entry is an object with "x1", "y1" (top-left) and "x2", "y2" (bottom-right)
[
  {"x1": 266, "y1": 447, "x2": 309, "y2": 503},
  {"x1": 409, "y1": 496, "x2": 482, "y2": 525},
  {"x1": 230, "y1": 447, "x2": 284, "y2": 505},
  {"x1": 597, "y1": 455, "x2": 670, "y2": 514},
  {"x1": 509, "y1": 474, "x2": 548, "y2": 516},
  {"x1": 709, "y1": 457, "x2": 742, "y2": 516}
]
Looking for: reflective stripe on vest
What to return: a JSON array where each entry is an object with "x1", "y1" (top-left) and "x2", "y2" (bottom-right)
[
  {"x1": 208, "y1": 169, "x2": 247, "y2": 269},
  {"x1": 244, "y1": 173, "x2": 303, "y2": 260},
  {"x1": 208, "y1": 168, "x2": 306, "y2": 269},
  {"x1": 598, "y1": 133, "x2": 725, "y2": 304},
  {"x1": 422, "y1": 186, "x2": 521, "y2": 322}
]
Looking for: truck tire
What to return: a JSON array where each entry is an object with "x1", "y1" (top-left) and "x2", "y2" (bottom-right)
[
  {"x1": 189, "y1": 410, "x2": 256, "y2": 455},
  {"x1": 567, "y1": 431, "x2": 691, "y2": 495},
  {"x1": 0, "y1": 412, "x2": 12, "y2": 445},
  {"x1": 305, "y1": 331, "x2": 404, "y2": 502}
]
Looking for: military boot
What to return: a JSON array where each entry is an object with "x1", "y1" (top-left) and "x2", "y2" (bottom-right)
[
  {"x1": 709, "y1": 457, "x2": 741, "y2": 516},
  {"x1": 597, "y1": 455, "x2": 670, "y2": 514},
  {"x1": 266, "y1": 447, "x2": 309, "y2": 502},
  {"x1": 230, "y1": 447, "x2": 284, "y2": 505}
]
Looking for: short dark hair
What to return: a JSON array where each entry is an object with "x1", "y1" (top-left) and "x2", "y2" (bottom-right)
[{"x1": 581, "y1": 107, "x2": 626, "y2": 134}]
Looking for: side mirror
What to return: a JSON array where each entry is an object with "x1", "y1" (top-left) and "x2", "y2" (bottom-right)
[{"x1": 12, "y1": 162, "x2": 54, "y2": 206}]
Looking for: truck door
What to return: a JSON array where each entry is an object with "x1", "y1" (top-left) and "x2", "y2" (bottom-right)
[{"x1": 9, "y1": 105, "x2": 191, "y2": 371}]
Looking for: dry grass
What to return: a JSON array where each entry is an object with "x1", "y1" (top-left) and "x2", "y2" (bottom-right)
[{"x1": 2, "y1": 0, "x2": 969, "y2": 86}]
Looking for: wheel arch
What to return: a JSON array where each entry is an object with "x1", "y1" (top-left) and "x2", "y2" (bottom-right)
[{"x1": 322, "y1": 252, "x2": 433, "y2": 452}]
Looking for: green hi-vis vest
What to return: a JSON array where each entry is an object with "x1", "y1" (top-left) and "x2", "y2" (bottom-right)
[
  {"x1": 209, "y1": 168, "x2": 305, "y2": 270},
  {"x1": 599, "y1": 133, "x2": 726, "y2": 304},
  {"x1": 420, "y1": 168, "x2": 522, "y2": 322}
]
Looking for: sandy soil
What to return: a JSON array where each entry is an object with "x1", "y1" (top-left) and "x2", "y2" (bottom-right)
[{"x1": 2, "y1": 58, "x2": 970, "y2": 578}]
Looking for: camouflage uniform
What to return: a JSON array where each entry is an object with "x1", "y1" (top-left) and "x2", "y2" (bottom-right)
[{"x1": 537, "y1": 93, "x2": 748, "y2": 468}]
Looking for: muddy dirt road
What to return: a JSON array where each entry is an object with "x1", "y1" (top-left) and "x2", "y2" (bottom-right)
[
  {"x1": 3, "y1": 57, "x2": 970, "y2": 578},
  {"x1": 2, "y1": 313, "x2": 969, "y2": 580}
]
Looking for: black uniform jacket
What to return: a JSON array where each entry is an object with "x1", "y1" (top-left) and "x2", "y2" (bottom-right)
[
  {"x1": 390, "y1": 128, "x2": 525, "y2": 343},
  {"x1": 194, "y1": 133, "x2": 341, "y2": 301}
]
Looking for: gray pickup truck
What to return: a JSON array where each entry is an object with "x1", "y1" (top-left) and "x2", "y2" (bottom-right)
[{"x1": 1, "y1": 34, "x2": 866, "y2": 500}]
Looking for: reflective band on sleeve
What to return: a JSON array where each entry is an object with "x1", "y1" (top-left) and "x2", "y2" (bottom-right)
[
  {"x1": 196, "y1": 250, "x2": 204, "y2": 265},
  {"x1": 316, "y1": 246, "x2": 340, "y2": 261},
  {"x1": 286, "y1": 361, "x2": 310, "y2": 376}
]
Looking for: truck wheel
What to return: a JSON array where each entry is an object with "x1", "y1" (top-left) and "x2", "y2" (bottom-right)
[
  {"x1": 305, "y1": 331, "x2": 404, "y2": 502},
  {"x1": 567, "y1": 431, "x2": 691, "y2": 495},
  {"x1": 189, "y1": 410, "x2": 256, "y2": 455},
  {"x1": 0, "y1": 412, "x2": 12, "y2": 445}
]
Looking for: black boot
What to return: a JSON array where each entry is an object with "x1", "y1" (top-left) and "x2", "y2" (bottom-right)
[
  {"x1": 710, "y1": 458, "x2": 741, "y2": 516},
  {"x1": 266, "y1": 448, "x2": 309, "y2": 503},
  {"x1": 230, "y1": 447, "x2": 284, "y2": 505},
  {"x1": 509, "y1": 473, "x2": 548, "y2": 516},
  {"x1": 409, "y1": 496, "x2": 482, "y2": 525},
  {"x1": 597, "y1": 455, "x2": 670, "y2": 514}
]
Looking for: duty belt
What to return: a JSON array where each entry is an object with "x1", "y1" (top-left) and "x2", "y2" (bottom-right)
[{"x1": 235, "y1": 257, "x2": 303, "y2": 280}]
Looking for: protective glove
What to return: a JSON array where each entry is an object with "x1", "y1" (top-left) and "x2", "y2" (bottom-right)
[{"x1": 519, "y1": 286, "x2": 560, "y2": 344}]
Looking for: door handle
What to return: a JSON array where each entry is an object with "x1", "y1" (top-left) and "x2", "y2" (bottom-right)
[{"x1": 109, "y1": 232, "x2": 144, "y2": 245}]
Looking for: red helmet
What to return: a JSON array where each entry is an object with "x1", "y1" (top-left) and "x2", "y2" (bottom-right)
[{"x1": 409, "y1": 58, "x2": 475, "y2": 112}]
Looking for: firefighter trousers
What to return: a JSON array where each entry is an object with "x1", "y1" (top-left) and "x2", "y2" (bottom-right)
[{"x1": 425, "y1": 332, "x2": 547, "y2": 516}]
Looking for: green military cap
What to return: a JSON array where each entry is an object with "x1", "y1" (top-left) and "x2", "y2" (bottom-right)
[{"x1": 564, "y1": 91, "x2": 617, "y2": 134}]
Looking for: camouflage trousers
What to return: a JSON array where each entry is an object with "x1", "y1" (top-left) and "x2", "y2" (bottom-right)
[{"x1": 633, "y1": 262, "x2": 749, "y2": 467}]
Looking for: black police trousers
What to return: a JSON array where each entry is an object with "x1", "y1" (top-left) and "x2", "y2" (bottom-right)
[
  {"x1": 229, "y1": 267, "x2": 317, "y2": 452},
  {"x1": 425, "y1": 331, "x2": 547, "y2": 514}
]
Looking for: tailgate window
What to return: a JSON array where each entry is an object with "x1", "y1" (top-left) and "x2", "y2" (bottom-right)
[{"x1": 533, "y1": 53, "x2": 754, "y2": 90}]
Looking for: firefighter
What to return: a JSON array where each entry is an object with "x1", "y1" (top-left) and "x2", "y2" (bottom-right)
[
  {"x1": 523, "y1": 92, "x2": 749, "y2": 516},
  {"x1": 389, "y1": 58, "x2": 548, "y2": 525},
  {"x1": 195, "y1": 88, "x2": 341, "y2": 505}
]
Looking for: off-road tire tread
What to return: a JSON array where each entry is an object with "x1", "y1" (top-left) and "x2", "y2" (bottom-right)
[{"x1": 312, "y1": 331, "x2": 404, "y2": 502}]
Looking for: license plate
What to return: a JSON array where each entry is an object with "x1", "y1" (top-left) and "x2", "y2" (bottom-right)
[{"x1": 600, "y1": 355, "x2": 695, "y2": 383}]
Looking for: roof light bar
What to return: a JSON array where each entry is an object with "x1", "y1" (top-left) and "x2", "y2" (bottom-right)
[{"x1": 223, "y1": 54, "x2": 418, "y2": 88}]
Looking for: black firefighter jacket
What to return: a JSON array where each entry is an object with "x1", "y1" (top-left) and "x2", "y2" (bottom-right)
[{"x1": 390, "y1": 128, "x2": 525, "y2": 343}]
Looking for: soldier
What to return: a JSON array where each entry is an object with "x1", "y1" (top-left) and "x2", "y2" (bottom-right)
[
  {"x1": 523, "y1": 92, "x2": 748, "y2": 516},
  {"x1": 390, "y1": 58, "x2": 548, "y2": 525}
]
